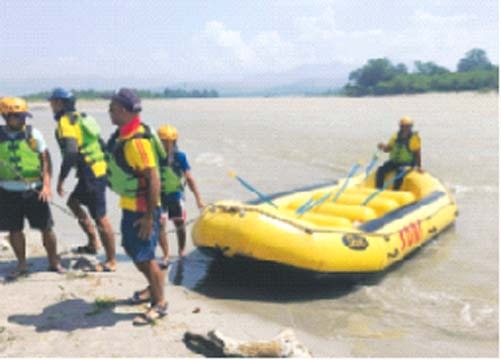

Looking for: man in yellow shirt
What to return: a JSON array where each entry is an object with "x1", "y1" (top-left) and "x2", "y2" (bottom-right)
[
  {"x1": 376, "y1": 116, "x2": 423, "y2": 189},
  {"x1": 48, "y1": 88, "x2": 116, "y2": 272},
  {"x1": 106, "y1": 88, "x2": 167, "y2": 326}
]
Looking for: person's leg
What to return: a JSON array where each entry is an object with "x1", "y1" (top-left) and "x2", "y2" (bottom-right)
[
  {"x1": 25, "y1": 190, "x2": 64, "y2": 272},
  {"x1": 375, "y1": 162, "x2": 387, "y2": 189},
  {"x1": 1, "y1": 190, "x2": 28, "y2": 275},
  {"x1": 393, "y1": 169, "x2": 405, "y2": 190},
  {"x1": 67, "y1": 196, "x2": 100, "y2": 251},
  {"x1": 88, "y1": 177, "x2": 115, "y2": 268},
  {"x1": 95, "y1": 216, "x2": 116, "y2": 269},
  {"x1": 376, "y1": 161, "x2": 397, "y2": 189},
  {"x1": 167, "y1": 197, "x2": 187, "y2": 257},
  {"x1": 158, "y1": 213, "x2": 170, "y2": 261},
  {"x1": 8, "y1": 231, "x2": 28, "y2": 273},
  {"x1": 0, "y1": 188, "x2": 28, "y2": 273},
  {"x1": 174, "y1": 219, "x2": 186, "y2": 257},
  {"x1": 135, "y1": 260, "x2": 166, "y2": 306},
  {"x1": 122, "y1": 208, "x2": 165, "y2": 307},
  {"x1": 41, "y1": 229, "x2": 64, "y2": 271}
]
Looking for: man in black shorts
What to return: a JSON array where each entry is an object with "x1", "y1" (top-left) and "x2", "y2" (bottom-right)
[
  {"x1": 0, "y1": 97, "x2": 64, "y2": 279},
  {"x1": 48, "y1": 88, "x2": 116, "y2": 272}
]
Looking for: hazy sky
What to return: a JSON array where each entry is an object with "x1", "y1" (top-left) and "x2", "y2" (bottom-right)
[{"x1": 0, "y1": 0, "x2": 498, "y2": 83}]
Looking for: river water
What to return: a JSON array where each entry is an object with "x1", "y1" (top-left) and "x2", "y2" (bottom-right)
[{"x1": 29, "y1": 92, "x2": 498, "y2": 357}]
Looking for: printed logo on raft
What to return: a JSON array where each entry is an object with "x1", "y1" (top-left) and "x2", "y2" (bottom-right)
[
  {"x1": 399, "y1": 220, "x2": 423, "y2": 251},
  {"x1": 342, "y1": 233, "x2": 369, "y2": 250}
]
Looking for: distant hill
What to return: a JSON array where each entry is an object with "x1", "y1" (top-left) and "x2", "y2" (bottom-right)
[
  {"x1": 170, "y1": 62, "x2": 355, "y2": 96},
  {"x1": 0, "y1": 61, "x2": 356, "y2": 97}
]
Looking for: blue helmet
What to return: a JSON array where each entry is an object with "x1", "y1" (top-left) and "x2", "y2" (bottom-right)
[{"x1": 47, "y1": 87, "x2": 74, "y2": 100}]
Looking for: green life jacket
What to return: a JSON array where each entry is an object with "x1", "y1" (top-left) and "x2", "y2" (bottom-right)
[
  {"x1": 56, "y1": 112, "x2": 106, "y2": 167},
  {"x1": 106, "y1": 123, "x2": 166, "y2": 197},
  {"x1": 389, "y1": 131, "x2": 418, "y2": 166},
  {"x1": 159, "y1": 151, "x2": 185, "y2": 195},
  {"x1": 0, "y1": 125, "x2": 42, "y2": 181}
]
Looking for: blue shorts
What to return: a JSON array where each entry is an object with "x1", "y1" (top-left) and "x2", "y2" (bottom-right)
[{"x1": 121, "y1": 208, "x2": 161, "y2": 263}]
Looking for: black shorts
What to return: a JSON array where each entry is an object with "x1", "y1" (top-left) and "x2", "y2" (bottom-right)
[
  {"x1": 161, "y1": 195, "x2": 186, "y2": 221},
  {"x1": 69, "y1": 176, "x2": 107, "y2": 220},
  {"x1": 0, "y1": 188, "x2": 54, "y2": 232}
]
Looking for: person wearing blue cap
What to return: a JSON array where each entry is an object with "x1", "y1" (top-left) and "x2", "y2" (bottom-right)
[{"x1": 48, "y1": 88, "x2": 116, "y2": 272}]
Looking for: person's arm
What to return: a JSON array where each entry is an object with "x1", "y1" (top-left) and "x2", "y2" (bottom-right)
[
  {"x1": 377, "y1": 142, "x2": 391, "y2": 152},
  {"x1": 58, "y1": 138, "x2": 79, "y2": 182},
  {"x1": 378, "y1": 133, "x2": 396, "y2": 153},
  {"x1": 414, "y1": 149, "x2": 423, "y2": 172},
  {"x1": 57, "y1": 138, "x2": 79, "y2": 196},
  {"x1": 135, "y1": 167, "x2": 161, "y2": 240},
  {"x1": 411, "y1": 133, "x2": 423, "y2": 172},
  {"x1": 31, "y1": 128, "x2": 52, "y2": 201},
  {"x1": 38, "y1": 150, "x2": 52, "y2": 202},
  {"x1": 185, "y1": 170, "x2": 205, "y2": 209}
]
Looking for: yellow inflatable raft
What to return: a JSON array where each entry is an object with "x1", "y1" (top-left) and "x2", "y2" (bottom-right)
[{"x1": 192, "y1": 170, "x2": 457, "y2": 273}]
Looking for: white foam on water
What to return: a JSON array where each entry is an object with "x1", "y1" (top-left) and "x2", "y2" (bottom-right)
[
  {"x1": 447, "y1": 183, "x2": 498, "y2": 195},
  {"x1": 460, "y1": 303, "x2": 474, "y2": 326}
]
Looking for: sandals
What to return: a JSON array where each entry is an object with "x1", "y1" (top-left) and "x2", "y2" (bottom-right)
[
  {"x1": 72, "y1": 245, "x2": 98, "y2": 255},
  {"x1": 92, "y1": 262, "x2": 117, "y2": 272},
  {"x1": 133, "y1": 302, "x2": 168, "y2": 326},
  {"x1": 128, "y1": 287, "x2": 152, "y2": 305}
]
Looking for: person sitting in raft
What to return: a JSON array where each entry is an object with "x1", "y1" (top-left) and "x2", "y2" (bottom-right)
[
  {"x1": 156, "y1": 125, "x2": 204, "y2": 266},
  {"x1": 0, "y1": 97, "x2": 65, "y2": 280},
  {"x1": 376, "y1": 116, "x2": 423, "y2": 190}
]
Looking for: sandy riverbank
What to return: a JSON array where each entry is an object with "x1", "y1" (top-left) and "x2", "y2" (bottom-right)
[{"x1": 0, "y1": 232, "x2": 350, "y2": 357}]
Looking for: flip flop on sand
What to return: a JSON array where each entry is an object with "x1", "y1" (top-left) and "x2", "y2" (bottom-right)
[
  {"x1": 128, "y1": 287, "x2": 151, "y2": 305},
  {"x1": 133, "y1": 303, "x2": 168, "y2": 326},
  {"x1": 91, "y1": 262, "x2": 116, "y2": 272},
  {"x1": 72, "y1": 245, "x2": 98, "y2": 255}
]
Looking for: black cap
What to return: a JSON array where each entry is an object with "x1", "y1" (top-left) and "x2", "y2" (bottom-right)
[{"x1": 111, "y1": 88, "x2": 142, "y2": 112}]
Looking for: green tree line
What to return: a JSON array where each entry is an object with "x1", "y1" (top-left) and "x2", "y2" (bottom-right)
[
  {"x1": 24, "y1": 87, "x2": 219, "y2": 100},
  {"x1": 342, "y1": 48, "x2": 498, "y2": 96}
]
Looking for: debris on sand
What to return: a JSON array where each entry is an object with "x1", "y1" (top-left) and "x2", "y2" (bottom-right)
[{"x1": 183, "y1": 327, "x2": 312, "y2": 357}]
